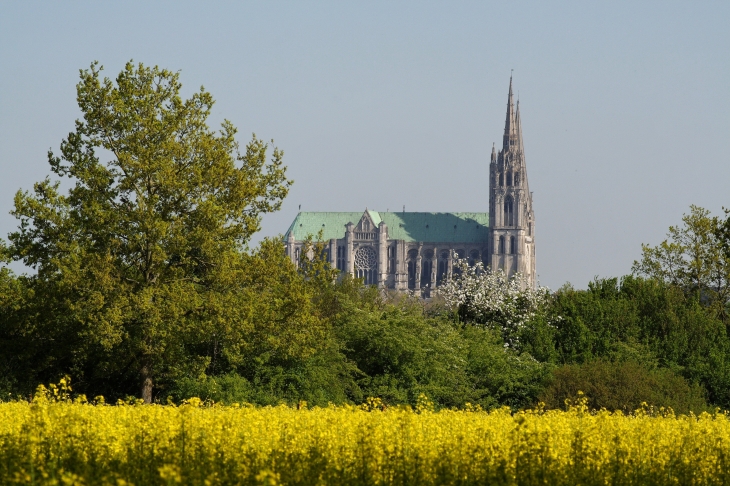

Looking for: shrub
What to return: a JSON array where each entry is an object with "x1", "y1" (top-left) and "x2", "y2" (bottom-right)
[{"x1": 539, "y1": 359, "x2": 708, "y2": 414}]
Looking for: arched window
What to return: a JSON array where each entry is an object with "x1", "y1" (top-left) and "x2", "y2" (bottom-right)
[
  {"x1": 504, "y1": 196, "x2": 514, "y2": 226},
  {"x1": 421, "y1": 249, "x2": 434, "y2": 288},
  {"x1": 510, "y1": 236, "x2": 516, "y2": 255},
  {"x1": 514, "y1": 172, "x2": 520, "y2": 186},
  {"x1": 499, "y1": 173, "x2": 504, "y2": 186},
  {"x1": 336, "y1": 246, "x2": 346, "y2": 271},
  {"x1": 498, "y1": 236, "x2": 505, "y2": 254},
  {"x1": 387, "y1": 245, "x2": 396, "y2": 274},
  {"x1": 354, "y1": 246, "x2": 378, "y2": 285},
  {"x1": 506, "y1": 172, "x2": 512, "y2": 186},
  {"x1": 295, "y1": 247, "x2": 301, "y2": 265},
  {"x1": 407, "y1": 249, "x2": 418, "y2": 290},
  {"x1": 437, "y1": 250, "x2": 449, "y2": 285}
]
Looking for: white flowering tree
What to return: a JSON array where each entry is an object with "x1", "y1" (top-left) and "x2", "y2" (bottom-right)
[{"x1": 437, "y1": 259, "x2": 551, "y2": 347}]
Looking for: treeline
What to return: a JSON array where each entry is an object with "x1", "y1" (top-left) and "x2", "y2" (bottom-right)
[
  {"x1": 2, "y1": 211, "x2": 729, "y2": 414},
  {"x1": 0, "y1": 62, "x2": 728, "y2": 413}
]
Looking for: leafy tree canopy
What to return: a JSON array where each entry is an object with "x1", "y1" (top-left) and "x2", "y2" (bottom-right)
[
  {"x1": 4, "y1": 61, "x2": 292, "y2": 401},
  {"x1": 633, "y1": 205, "x2": 730, "y2": 316}
]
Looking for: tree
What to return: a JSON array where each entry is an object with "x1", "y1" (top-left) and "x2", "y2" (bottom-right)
[
  {"x1": 632, "y1": 205, "x2": 730, "y2": 316},
  {"x1": 5, "y1": 61, "x2": 291, "y2": 402},
  {"x1": 437, "y1": 259, "x2": 551, "y2": 348}
]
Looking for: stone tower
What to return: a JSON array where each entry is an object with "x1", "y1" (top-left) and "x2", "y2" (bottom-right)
[{"x1": 489, "y1": 77, "x2": 536, "y2": 287}]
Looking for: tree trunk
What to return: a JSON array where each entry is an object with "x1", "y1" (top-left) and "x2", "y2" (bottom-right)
[{"x1": 141, "y1": 366, "x2": 153, "y2": 404}]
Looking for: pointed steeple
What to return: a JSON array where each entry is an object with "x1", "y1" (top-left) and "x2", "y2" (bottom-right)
[
  {"x1": 515, "y1": 98, "x2": 524, "y2": 155},
  {"x1": 488, "y1": 75, "x2": 536, "y2": 290},
  {"x1": 502, "y1": 75, "x2": 517, "y2": 150}
]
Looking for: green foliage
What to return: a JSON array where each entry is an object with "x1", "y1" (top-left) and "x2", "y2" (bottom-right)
[
  {"x1": 168, "y1": 373, "x2": 254, "y2": 405},
  {"x1": 1, "y1": 65, "x2": 728, "y2": 417},
  {"x1": 334, "y1": 302, "x2": 549, "y2": 410},
  {"x1": 633, "y1": 205, "x2": 730, "y2": 314},
  {"x1": 546, "y1": 272, "x2": 730, "y2": 410},
  {"x1": 3, "y1": 61, "x2": 292, "y2": 401},
  {"x1": 539, "y1": 359, "x2": 709, "y2": 414},
  {"x1": 461, "y1": 325, "x2": 551, "y2": 410},
  {"x1": 336, "y1": 304, "x2": 468, "y2": 406}
]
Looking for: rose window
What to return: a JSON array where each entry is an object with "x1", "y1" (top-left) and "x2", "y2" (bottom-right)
[{"x1": 354, "y1": 246, "x2": 377, "y2": 270}]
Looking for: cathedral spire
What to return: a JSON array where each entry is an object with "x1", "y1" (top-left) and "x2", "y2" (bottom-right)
[
  {"x1": 503, "y1": 75, "x2": 517, "y2": 150},
  {"x1": 515, "y1": 98, "x2": 524, "y2": 155},
  {"x1": 489, "y1": 76, "x2": 536, "y2": 289}
]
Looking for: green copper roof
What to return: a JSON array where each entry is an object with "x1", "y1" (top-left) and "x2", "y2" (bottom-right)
[
  {"x1": 285, "y1": 211, "x2": 490, "y2": 244},
  {"x1": 366, "y1": 209, "x2": 382, "y2": 227}
]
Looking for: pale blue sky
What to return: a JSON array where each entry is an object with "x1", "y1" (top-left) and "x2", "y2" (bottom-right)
[{"x1": 1, "y1": 1, "x2": 728, "y2": 289}]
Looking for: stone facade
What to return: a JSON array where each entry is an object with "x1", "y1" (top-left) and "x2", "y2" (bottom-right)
[{"x1": 284, "y1": 78, "x2": 536, "y2": 291}]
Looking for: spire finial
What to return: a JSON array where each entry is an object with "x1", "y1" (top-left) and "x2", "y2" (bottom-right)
[
  {"x1": 503, "y1": 74, "x2": 516, "y2": 150},
  {"x1": 515, "y1": 97, "x2": 524, "y2": 154}
]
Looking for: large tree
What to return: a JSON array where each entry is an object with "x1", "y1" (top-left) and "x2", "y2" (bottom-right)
[
  {"x1": 632, "y1": 205, "x2": 730, "y2": 316},
  {"x1": 6, "y1": 62, "x2": 291, "y2": 402}
]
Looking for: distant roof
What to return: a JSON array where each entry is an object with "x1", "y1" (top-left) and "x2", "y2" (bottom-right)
[{"x1": 285, "y1": 211, "x2": 489, "y2": 244}]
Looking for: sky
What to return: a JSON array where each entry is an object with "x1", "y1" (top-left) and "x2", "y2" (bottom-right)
[{"x1": 1, "y1": 1, "x2": 728, "y2": 289}]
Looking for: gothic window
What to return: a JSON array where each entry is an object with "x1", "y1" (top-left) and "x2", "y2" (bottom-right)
[
  {"x1": 336, "y1": 246, "x2": 346, "y2": 271},
  {"x1": 362, "y1": 219, "x2": 370, "y2": 232},
  {"x1": 354, "y1": 246, "x2": 378, "y2": 285},
  {"x1": 421, "y1": 249, "x2": 433, "y2": 288},
  {"x1": 437, "y1": 250, "x2": 449, "y2": 285},
  {"x1": 407, "y1": 249, "x2": 418, "y2": 290},
  {"x1": 514, "y1": 172, "x2": 520, "y2": 186},
  {"x1": 388, "y1": 245, "x2": 396, "y2": 274},
  {"x1": 506, "y1": 172, "x2": 512, "y2": 186},
  {"x1": 504, "y1": 196, "x2": 514, "y2": 226},
  {"x1": 499, "y1": 236, "x2": 505, "y2": 254},
  {"x1": 510, "y1": 236, "x2": 516, "y2": 254},
  {"x1": 295, "y1": 247, "x2": 301, "y2": 265},
  {"x1": 469, "y1": 249, "x2": 480, "y2": 267},
  {"x1": 499, "y1": 173, "x2": 504, "y2": 186}
]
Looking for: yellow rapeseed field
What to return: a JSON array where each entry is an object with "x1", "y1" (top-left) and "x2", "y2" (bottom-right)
[{"x1": 2, "y1": 385, "x2": 730, "y2": 485}]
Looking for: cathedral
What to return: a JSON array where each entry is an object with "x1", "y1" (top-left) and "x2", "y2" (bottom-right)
[{"x1": 285, "y1": 77, "x2": 536, "y2": 292}]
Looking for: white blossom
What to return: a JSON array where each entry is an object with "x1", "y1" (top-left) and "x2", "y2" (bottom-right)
[{"x1": 437, "y1": 258, "x2": 551, "y2": 347}]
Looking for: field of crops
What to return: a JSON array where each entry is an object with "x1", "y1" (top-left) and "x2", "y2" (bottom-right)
[{"x1": 2, "y1": 391, "x2": 730, "y2": 485}]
